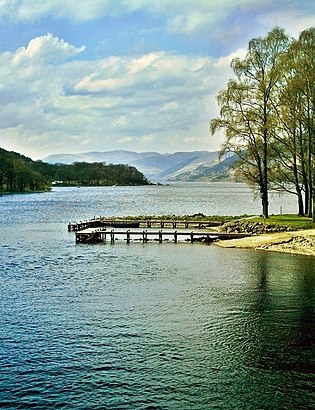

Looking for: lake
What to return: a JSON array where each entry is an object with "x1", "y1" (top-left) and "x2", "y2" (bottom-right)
[{"x1": 0, "y1": 183, "x2": 314, "y2": 409}]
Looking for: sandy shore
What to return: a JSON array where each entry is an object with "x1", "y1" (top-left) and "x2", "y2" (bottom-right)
[{"x1": 216, "y1": 229, "x2": 315, "y2": 256}]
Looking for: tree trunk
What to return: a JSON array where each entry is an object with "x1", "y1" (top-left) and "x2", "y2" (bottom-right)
[
  {"x1": 292, "y1": 129, "x2": 305, "y2": 215},
  {"x1": 262, "y1": 129, "x2": 269, "y2": 219},
  {"x1": 262, "y1": 190, "x2": 269, "y2": 219},
  {"x1": 297, "y1": 191, "x2": 304, "y2": 216}
]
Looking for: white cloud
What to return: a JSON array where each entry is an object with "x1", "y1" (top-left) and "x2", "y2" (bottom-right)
[
  {"x1": 0, "y1": 1, "x2": 313, "y2": 158},
  {"x1": 214, "y1": 48, "x2": 247, "y2": 69},
  {"x1": 117, "y1": 136, "x2": 134, "y2": 144},
  {"x1": 141, "y1": 135, "x2": 155, "y2": 144},
  {"x1": 0, "y1": 33, "x2": 248, "y2": 157},
  {"x1": 114, "y1": 116, "x2": 128, "y2": 127},
  {"x1": 68, "y1": 52, "x2": 215, "y2": 100},
  {"x1": 0, "y1": 0, "x2": 112, "y2": 22},
  {"x1": 162, "y1": 101, "x2": 178, "y2": 111},
  {"x1": 257, "y1": 9, "x2": 315, "y2": 38},
  {"x1": 2, "y1": 0, "x2": 313, "y2": 34},
  {"x1": 12, "y1": 33, "x2": 85, "y2": 64},
  {"x1": 167, "y1": 12, "x2": 213, "y2": 34}
]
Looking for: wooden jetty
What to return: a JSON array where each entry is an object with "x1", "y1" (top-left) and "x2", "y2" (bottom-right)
[
  {"x1": 68, "y1": 217, "x2": 222, "y2": 232},
  {"x1": 75, "y1": 228, "x2": 250, "y2": 245}
]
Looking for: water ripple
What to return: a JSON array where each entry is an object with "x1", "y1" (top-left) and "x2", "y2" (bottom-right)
[{"x1": 0, "y1": 186, "x2": 314, "y2": 409}]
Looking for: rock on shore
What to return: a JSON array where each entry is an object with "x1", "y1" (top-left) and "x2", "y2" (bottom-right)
[{"x1": 219, "y1": 219, "x2": 300, "y2": 235}]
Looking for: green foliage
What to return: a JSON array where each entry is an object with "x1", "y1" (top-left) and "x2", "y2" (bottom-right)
[
  {"x1": 53, "y1": 162, "x2": 149, "y2": 186},
  {"x1": 120, "y1": 213, "x2": 314, "y2": 230},
  {"x1": 0, "y1": 148, "x2": 50, "y2": 193},
  {"x1": 211, "y1": 26, "x2": 315, "y2": 218},
  {"x1": 250, "y1": 214, "x2": 314, "y2": 230},
  {"x1": 120, "y1": 214, "x2": 246, "y2": 222},
  {"x1": 0, "y1": 148, "x2": 149, "y2": 193}
]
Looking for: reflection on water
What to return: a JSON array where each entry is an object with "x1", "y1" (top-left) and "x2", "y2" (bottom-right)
[{"x1": 0, "y1": 184, "x2": 314, "y2": 409}]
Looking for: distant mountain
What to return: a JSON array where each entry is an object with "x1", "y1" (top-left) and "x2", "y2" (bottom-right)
[
  {"x1": 168, "y1": 154, "x2": 239, "y2": 182},
  {"x1": 43, "y1": 150, "x2": 237, "y2": 181}
]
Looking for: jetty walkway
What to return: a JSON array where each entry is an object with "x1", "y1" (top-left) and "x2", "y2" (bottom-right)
[{"x1": 68, "y1": 217, "x2": 222, "y2": 231}]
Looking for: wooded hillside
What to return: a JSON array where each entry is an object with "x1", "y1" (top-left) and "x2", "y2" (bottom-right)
[{"x1": 0, "y1": 148, "x2": 149, "y2": 193}]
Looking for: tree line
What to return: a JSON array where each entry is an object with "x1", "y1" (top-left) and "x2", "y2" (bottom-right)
[
  {"x1": 0, "y1": 148, "x2": 149, "y2": 193},
  {"x1": 211, "y1": 27, "x2": 314, "y2": 220},
  {"x1": 52, "y1": 161, "x2": 149, "y2": 186}
]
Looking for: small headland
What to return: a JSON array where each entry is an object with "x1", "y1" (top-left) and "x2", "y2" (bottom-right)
[{"x1": 216, "y1": 215, "x2": 315, "y2": 256}]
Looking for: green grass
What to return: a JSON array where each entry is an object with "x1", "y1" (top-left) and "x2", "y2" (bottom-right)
[
  {"x1": 102, "y1": 213, "x2": 315, "y2": 230},
  {"x1": 250, "y1": 214, "x2": 314, "y2": 230},
  {"x1": 122, "y1": 214, "x2": 247, "y2": 223}
]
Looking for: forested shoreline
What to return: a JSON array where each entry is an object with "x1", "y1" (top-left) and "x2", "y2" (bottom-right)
[{"x1": 0, "y1": 148, "x2": 149, "y2": 193}]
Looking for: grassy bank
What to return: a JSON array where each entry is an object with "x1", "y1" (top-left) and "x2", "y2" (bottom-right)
[
  {"x1": 122, "y1": 214, "x2": 250, "y2": 223},
  {"x1": 122, "y1": 213, "x2": 314, "y2": 230},
  {"x1": 249, "y1": 214, "x2": 314, "y2": 230}
]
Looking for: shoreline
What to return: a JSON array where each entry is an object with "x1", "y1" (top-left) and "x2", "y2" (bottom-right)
[{"x1": 215, "y1": 229, "x2": 315, "y2": 256}]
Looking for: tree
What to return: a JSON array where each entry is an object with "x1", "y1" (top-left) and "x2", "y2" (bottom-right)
[
  {"x1": 211, "y1": 28, "x2": 291, "y2": 218},
  {"x1": 267, "y1": 27, "x2": 315, "y2": 217},
  {"x1": 268, "y1": 66, "x2": 307, "y2": 215},
  {"x1": 290, "y1": 28, "x2": 315, "y2": 219}
]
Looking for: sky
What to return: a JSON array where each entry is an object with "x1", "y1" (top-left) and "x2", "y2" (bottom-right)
[{"x1": 0, "y1": 0, "x2": 314, "y2": 159}]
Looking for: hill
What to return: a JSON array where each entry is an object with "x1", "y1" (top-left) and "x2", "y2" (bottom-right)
[
  {"x1": 168, "y1": 154, "x2": 238, "y2": 182},
  {"x1": 0, "y1": 147, "x2": 149, "y2": 192},
  {"x1": 0, "y1": 147, "x2": 52, "y2": 193},
  {"x1": 43, "y1": 150, "x2": 237, "y2": 181}
]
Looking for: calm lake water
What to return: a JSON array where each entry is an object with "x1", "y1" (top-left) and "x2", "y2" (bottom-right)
[{"x1": 0, "y1": 183, "x2": 314, "y2": 409}]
